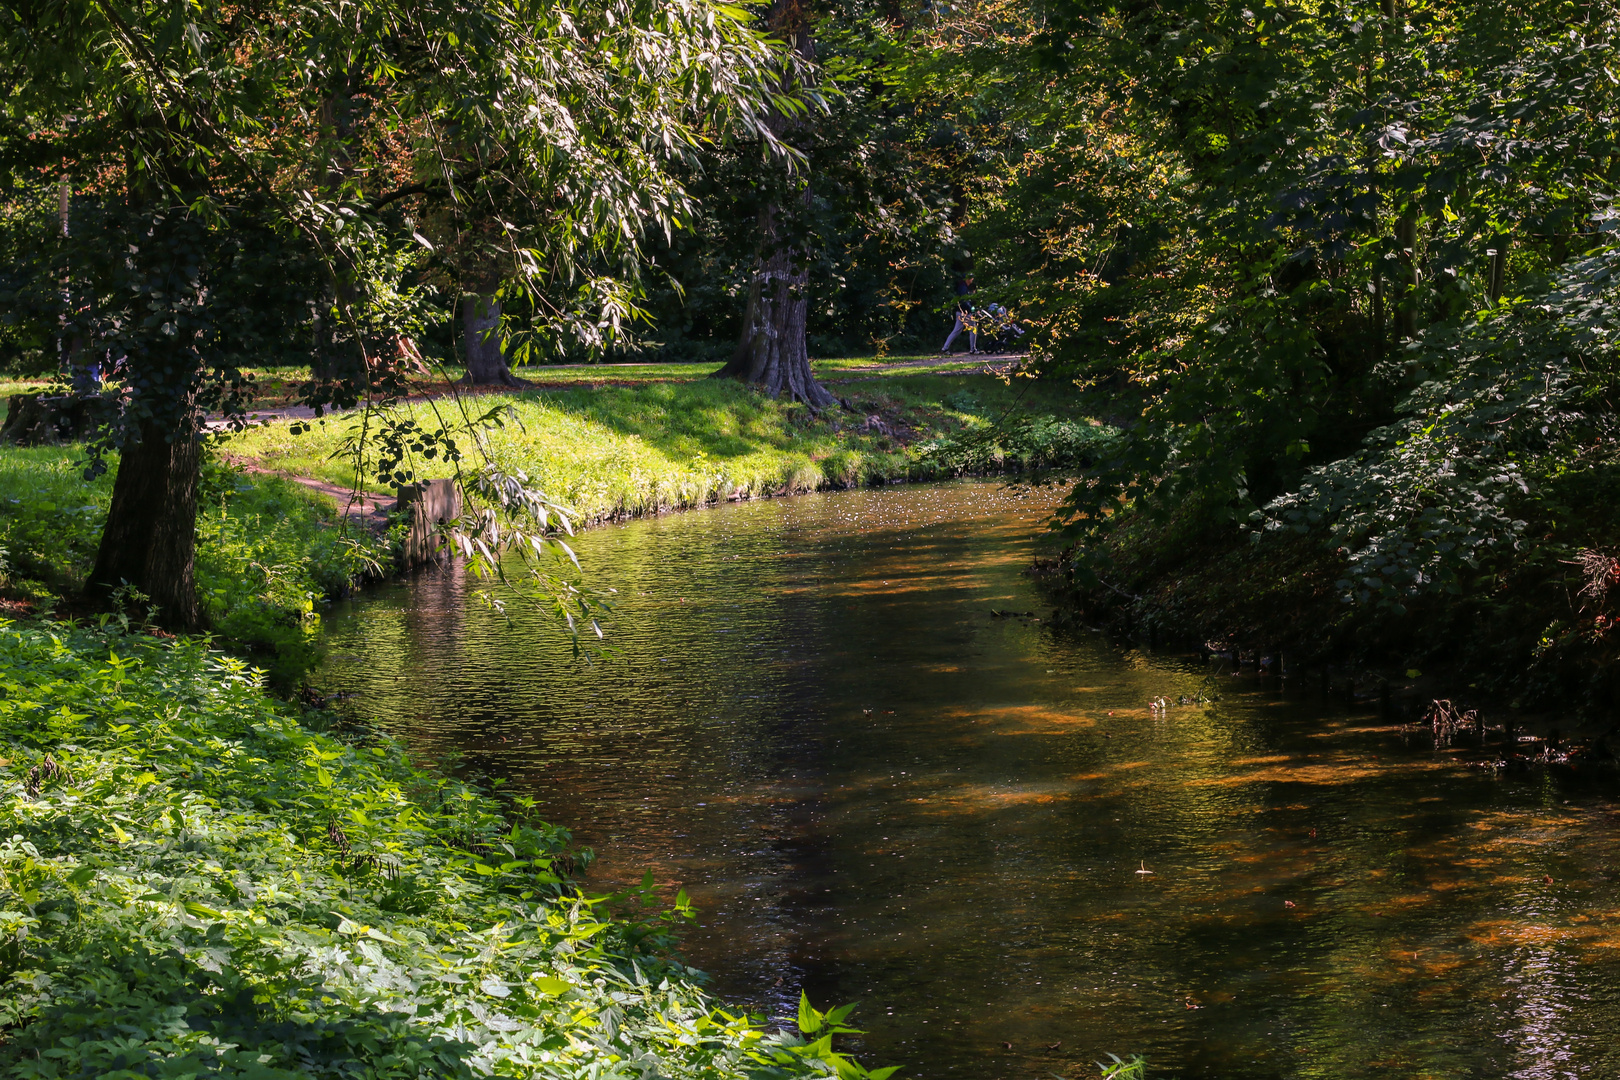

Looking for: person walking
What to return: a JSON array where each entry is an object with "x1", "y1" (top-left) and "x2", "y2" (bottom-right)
[{"x1": 941, "y1": 275, "x2": 980, "y2": 354}]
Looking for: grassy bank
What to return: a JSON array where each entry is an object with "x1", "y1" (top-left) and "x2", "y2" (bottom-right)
[
  {"x1": 0, "y1": 618, "x2": 880, "y2": 1078},
  {"x1": 227, "y1": 370, "x2": 1098, "y2": 524},
  {"x1": 0, "y1": 448, "x2": 391, "y2": 684},
  {"x1": 0, "y1": 365, "x2": 1101, "y2": 682}
]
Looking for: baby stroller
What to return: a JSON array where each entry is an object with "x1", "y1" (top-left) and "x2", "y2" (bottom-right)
[{"x1": 971, "y1": 304, "x2": 1025, "y2": 354}]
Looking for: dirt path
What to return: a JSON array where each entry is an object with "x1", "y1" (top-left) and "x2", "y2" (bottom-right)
[{"x1": 220, "y1": 453, "x2": 391, "y2": 530}]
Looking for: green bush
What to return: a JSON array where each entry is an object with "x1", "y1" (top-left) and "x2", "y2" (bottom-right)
[
  {"x1": 919, "y1": 415, "x2": 1122, "y2": 473},
  {"x1": 194, "y1": 465, "x2": 390, "y2": 685},
  {"x1": 0, "y1": 620, "x2": 882, "y2": 1079}
]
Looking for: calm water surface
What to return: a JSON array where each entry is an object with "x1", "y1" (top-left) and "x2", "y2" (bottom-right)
[{"x1": 319, "y1": 481, "x2": 1620, "y2": 1079}]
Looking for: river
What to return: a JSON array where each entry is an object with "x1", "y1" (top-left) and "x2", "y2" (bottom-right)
[{"x1": 317, "y1": 480, "x2": 1620, "y2": 1079}]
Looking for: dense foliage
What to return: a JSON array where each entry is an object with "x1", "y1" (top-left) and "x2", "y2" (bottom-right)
[
  {"x1": 846, "y1": 0, "x2": 1620, "y2": 700},
  {"x1": 0, "y1": 620, "x2": 889, "y2": 1079}
]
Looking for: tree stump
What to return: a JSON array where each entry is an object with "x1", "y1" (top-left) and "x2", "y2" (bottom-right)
[
  {"x1": 396, "y1": 479, "x2": 462, "y2": 569},
  {"x1": 1, "y1": 394, "x2": 90, "y2": 445}
]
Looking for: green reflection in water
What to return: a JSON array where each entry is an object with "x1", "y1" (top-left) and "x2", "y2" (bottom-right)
[{"x1": 318, "y1": 481, "x2": 1620, "y2": 1080}]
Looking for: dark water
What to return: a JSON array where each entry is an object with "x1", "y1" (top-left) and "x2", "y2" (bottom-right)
[{"x1": 318, "y1": 481, "x2": 1620, "y2": 1080}]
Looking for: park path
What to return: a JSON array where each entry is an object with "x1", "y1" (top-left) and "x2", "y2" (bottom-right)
[{"x1": 218, "y1": 452, "x2": 392, "y2": 530}]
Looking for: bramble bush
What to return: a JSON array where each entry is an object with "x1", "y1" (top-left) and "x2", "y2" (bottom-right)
[{"x1": 0, "y1": 619, "x2": 888, "y2": 1079}]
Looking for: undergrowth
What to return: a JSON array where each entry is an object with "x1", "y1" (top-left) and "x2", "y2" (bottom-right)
[
  {"x1": 0, "y1": 447, "x2": 390, "y2": 685},
  {"x1": 0, "y1": 620, "x2": 886, "y2": 1079}
]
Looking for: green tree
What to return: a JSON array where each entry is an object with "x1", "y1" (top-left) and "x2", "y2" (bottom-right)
[
  {"x1": 915, "y1": 0, "x2": 1619, "y2": 537},
  {"x1": 0, "y1": 0, "x2": 792, "y2": 628}
]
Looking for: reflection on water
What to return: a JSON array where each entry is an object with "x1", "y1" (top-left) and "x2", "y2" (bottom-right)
[{"x1": 318, "y1": 481, "x2": 1620, "y2": 1079}]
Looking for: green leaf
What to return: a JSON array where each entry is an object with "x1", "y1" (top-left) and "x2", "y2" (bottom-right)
[
  {"x1": 798, "y1": 990, "x2": 823, "y2": 1035},
  {"x1": 826, "y1": 1002, "x2": 859, "y2": 1026},
  {"x1": 531, "y1": 976, "x2": 570, "y2": 996}
]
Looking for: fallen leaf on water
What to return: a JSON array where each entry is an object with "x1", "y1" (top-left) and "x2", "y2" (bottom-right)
[
  {"x1": 1002, "y1": 1042, "x2": 1013, "y2": 1051},
  {"x1": 1185, "y1": 998, "x2": 1202, "y2": 1010},
  {"x1": 1046, "y1": 1041, "x2": 1062, "y2": 1051},
  {"x1": 1308, "y1": 827, "x2": 1318, "y2": 839},
  {"x1": 1544, "y1": 875, "x2": 1555, "y2": 885},
  {"x1": 1136, "y1": 861, "x2": 1154, "y2": 875},
  {"x1": 1284, "y1": 900, "x2": 1297, "y2": 909}
]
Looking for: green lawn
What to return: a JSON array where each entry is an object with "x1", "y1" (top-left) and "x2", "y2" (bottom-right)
[
  {"x1": 228, "y1": 354, "x2": 996, "y2": 394},
  {"x1": 225, "y1": 371, "x2": 1082, "y2": 524}
]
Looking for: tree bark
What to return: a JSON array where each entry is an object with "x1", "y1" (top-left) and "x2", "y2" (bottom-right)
[
  {"x1": 461, "y1": 293, "x2": 525, "y2": 386},
  {"x1": 1488, "y1": 233, "x2": 1509, "y2": 303},
  {"x1": 87, "y1": 419, "x2": 202, "y2": 631},
  {"x1": 711, "y1": 0, "x2": 839, "y2": 411},
  {"x1": 1394, "y1": 208, "x2": 1420, "y2": 340},
  {"x1": 715, "y1": 212, "x2": 840, "y2": 409}
]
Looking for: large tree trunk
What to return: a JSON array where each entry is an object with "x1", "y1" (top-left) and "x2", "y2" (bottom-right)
[
  {"x1": 715, "y1": 229, "x2": 839, "y2": 409},
  {"x1": 87, "y1": 419, "x2": 202, "y2": 631},
  {"x1": 711, "y1": 0, "x2": 839, "y2": 411},
  {"x1": 461, "y1": 293, "x2": 525, "y2": 387}
]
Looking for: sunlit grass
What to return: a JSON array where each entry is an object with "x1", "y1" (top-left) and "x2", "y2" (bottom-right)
[{"x1": 225, "y1": 372, "x2": 1083, "y2": 522}]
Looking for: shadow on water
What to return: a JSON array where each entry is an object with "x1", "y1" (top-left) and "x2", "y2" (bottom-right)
[{"x1": 318, "y1": 480, "x2": 1620, "y2": 1080}]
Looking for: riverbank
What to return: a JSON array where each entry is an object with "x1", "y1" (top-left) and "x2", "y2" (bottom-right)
[
  {"x1": 0, "y1": 616, "x2": 882, "y2": 1078},
  {"x1": 223, "y1": 366, "x2": 1098, "y2": 525},
  {"x1": 0, "y1": 366, "x2": 1100, "y2": 687},
  {"x1": 0, "y1": 448, "x2": 394, "y2": 685},
  {"x1": 1046, "y1": 495, "x2": 1620, "y2": 749}
]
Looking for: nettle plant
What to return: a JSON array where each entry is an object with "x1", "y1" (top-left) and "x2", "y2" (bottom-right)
[
  {"x1": 1254, "y1": 243, "x2": 1620, "y2": 608},
  {"x1": 0, "y1": 620, "x2": 891, "y2": 1079}
]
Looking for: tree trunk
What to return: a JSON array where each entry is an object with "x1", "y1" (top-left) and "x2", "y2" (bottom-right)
[
  {"x1": 461, "y1": 293, "x2": 525, "y2": 387},
  {"x1": 711, "y1": 0, "x2": 839, "y2": 411},
  {"x1": 87, "y1": 419, "x2": 202, "y2": 631},
  {"x1": 715, "y1": 228, "x2": 840, "y2": 409},
  {"x1": 1394, "y1": 208, "x2": 1420, "y2": 340},
  {"x1": 1488, "y1": 233, "x2": 1509, "y2": 303}
]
